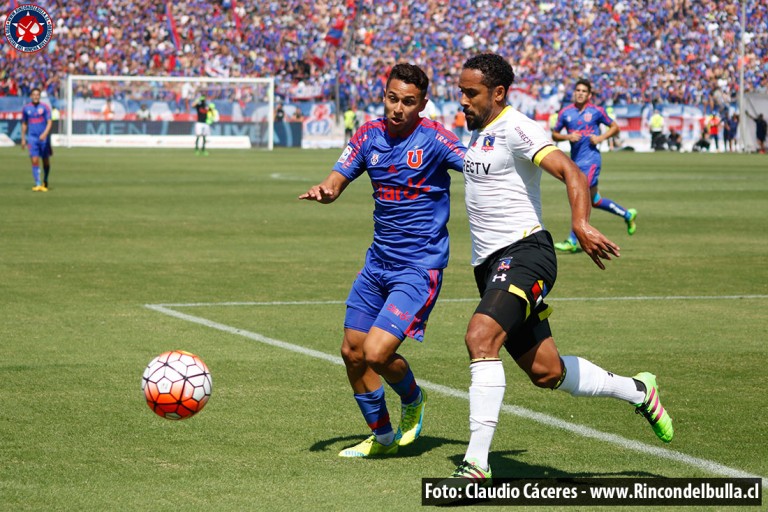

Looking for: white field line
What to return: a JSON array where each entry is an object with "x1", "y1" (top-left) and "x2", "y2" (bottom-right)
[
  {"x1": 146, "y1": 301, "x2": 768, "y2": 488},
  {"x1": 150, "y1": 294, "x2": 768, "y2": 308},
  {"x1": 269, "y1": 172, "x2": 315, "y2": 182}
]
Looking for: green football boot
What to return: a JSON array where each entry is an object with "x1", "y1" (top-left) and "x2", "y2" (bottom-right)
[
  {"x1": 451, "y1": 459, "x2": 492, "y2": 485},
  {"x1": 396, "y1": 389, "x2": 426, "y2": 446},
  {"x1": 554, "y1": 240, "x2": 580, "y2": 253},
  {"x1": 338, "y1": 435, "x2": 398, "y2": 458},
  {"x1": 633, "y1": 372, "x2": 674, "y2": 443},
  {"x1": 626, "y1": 208, "x2": 638, "y2": 235}
]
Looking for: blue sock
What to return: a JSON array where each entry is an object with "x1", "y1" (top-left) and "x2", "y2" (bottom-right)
[
  {"x1": 386, "y1": 367, "x2": 421, "y2": 405},
  {"x1": 593, "y1": 194, "x2": 628, "y2": 218},
  {"x1": 354, "y1": 386, "x2": 393, "y2": 437},
  {"x1": 567, "y1": 230, "x2": 577, "y2": 245},
  {"x1": 32, "y1": 166, "x2": 41, "y2": 185}
]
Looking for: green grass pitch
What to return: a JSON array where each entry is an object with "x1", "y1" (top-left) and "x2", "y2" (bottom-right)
[{"x1": 1, "y1": 146, "x2": 766, "y2": 511}]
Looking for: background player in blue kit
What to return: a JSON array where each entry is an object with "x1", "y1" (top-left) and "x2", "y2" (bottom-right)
[
  {"x1": 21, "y1": 88, "x2": 53, "y2": 192},
  {"x1": 552, "y1": 79, "x2": 636, "y2": 252},
  {"x1": 299, "y1": 63, "x2": 466, "y2": 458}
]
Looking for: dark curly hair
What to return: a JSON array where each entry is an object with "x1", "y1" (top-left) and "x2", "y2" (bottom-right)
[
  {"x1": 387, "y1": 63, "x2": 430, "y2": 99},
  {"x1": 575, "y1": 78, "x2": 592, "y2": 93},
  {"x1": 462, "y1": 53, "x2": 515, "y2": 95}
]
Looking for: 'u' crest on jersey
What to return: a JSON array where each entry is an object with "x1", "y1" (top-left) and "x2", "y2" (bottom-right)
[{"x1": 407, "y1": 149, "x2": 423, "y2": 169}]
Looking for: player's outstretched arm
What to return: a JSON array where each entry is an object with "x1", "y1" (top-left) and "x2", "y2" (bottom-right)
[
  {"x1": 539, "y1": 148, "x2": 620, "y2": 269},
  {"x1": 298, "y1": 171, "x2": 350, "y2": 204}
]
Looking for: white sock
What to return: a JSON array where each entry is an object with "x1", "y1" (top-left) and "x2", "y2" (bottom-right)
[
  {"x1": 465, "y1": 360, "x2": 505, "y2": 471},
  {"x1": 557, "y1": 355, "x2": 645, "y2": 404}
]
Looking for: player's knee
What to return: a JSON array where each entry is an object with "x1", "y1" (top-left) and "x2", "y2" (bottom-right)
[
  {"x1": 340, "y1": 340, "x2": 364, "y2": 368},
  {"x1": 464, "y1": 322, "x2": 502, "y2": 360},
  {"x1": 464, "y1": 326, "x2": 484, "y2": 353}
]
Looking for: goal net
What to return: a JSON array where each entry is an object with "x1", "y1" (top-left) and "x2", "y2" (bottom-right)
[{"x1": 60, "y1": 75, "x2": 274, "y2": 149}]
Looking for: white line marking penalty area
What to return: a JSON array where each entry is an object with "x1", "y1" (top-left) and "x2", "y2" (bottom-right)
[{"x1": 145, "y1": 301, "x2": 768, "y2": 488}]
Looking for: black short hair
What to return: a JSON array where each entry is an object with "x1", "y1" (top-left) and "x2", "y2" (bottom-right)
[
  {"x1": 387, "y1": 63, "x2": 429, "y2": 99},
  {"x1": 462, "y1": 53, "x2": 515, "y2": 94},
  {"x1": 575, "y1": 79, "x2": 592, "y2": 93},
  {"x1": 31, "y1": 87, "x2": 41, "y2": 94}
]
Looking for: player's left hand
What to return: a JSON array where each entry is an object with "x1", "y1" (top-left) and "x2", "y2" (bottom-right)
[
  {"x1": 589, "y1": 135, "x2": 602, "y2": 145},
  {"x1": 575, "y1": 225, "x2": 620, "y2": 270}
]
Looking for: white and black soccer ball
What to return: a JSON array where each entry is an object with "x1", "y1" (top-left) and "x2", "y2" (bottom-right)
[{"x1": 141, "y1": 350, "x2": 212, "y2": 420}]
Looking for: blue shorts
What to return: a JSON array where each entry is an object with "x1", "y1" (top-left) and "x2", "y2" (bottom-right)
[
  {"x1": 344, "y1": 251, "x2": 443, "y2": 342},
  {"x1": 27, "y1": 136, "x2": 53, "y2": 159},
  {"x1": 575, "y1": 159, "x2": 600, "y2": 188}
]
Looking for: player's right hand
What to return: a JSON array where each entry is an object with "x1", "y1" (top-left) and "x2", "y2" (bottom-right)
[{"x1": 298, "y1": 185, "x2": 337, "y2": 203}]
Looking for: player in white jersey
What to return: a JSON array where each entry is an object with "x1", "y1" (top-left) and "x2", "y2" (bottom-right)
[{"x1": 449, "y1": 53, "x2": 674, "y2": 483}]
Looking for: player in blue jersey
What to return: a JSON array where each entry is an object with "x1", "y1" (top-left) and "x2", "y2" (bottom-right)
[
  {"x1": 21, "y1": 88, "x2": 53, "y2": 192},
  {"x1": 299, "y1": 63, "x2": 466, "y2": 458},
  {"x1": 552, "y1": 79, "x2": 636, "y2": 252}
]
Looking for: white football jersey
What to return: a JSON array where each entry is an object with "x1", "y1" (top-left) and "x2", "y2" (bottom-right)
[{"x1": 463, "y1": 106, "x2": 557, "y2": 266}]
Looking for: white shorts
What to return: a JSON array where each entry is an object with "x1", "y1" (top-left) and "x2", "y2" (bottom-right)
[{"x1": 195, "y1": 122, "x2": 210, "y2": 137}]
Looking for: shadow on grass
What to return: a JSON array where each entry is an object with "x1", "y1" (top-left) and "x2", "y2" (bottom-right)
[
  {"x1": 458, "y1": 449, "x2": 662, "y2": 479},
  {"x1": 310, "y1": 434, "x2": 466, "y2": 458},
  {"x1": 311, "y1": 436, "x2": 662, "y2": 477}
]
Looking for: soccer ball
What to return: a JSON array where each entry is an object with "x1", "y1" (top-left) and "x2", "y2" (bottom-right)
[{"x1": 141, "y1": 350, "x2": 212, "y2": 420}]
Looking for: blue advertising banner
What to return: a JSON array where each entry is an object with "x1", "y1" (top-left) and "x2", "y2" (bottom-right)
[{"x1": 1, "y1": 120, "x2": 302, "y2": 147}]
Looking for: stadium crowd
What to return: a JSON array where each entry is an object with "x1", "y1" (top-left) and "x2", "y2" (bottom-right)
[{"x1": 1, "y1": 0, "x2": 766, "y2": 111}]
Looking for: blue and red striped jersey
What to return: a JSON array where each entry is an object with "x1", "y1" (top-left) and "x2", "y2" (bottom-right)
[
  {"x1": 554, "y1": 103, "x2": 613, "y2": 166},
  {"x1": 21, "y1": 101, "x2": 51, "y2": 138},
  {"x1": 333, "y1": 117, "x2": 466, "y2": 269}
]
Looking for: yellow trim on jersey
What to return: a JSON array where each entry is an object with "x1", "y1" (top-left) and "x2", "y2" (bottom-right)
[
  {"x1": 507, "y1": 285, "x2": 531, "y2": 320},
  {"x1": 532, "y1": 145, "x2": 559, "y2": 167},
  {"x1": 487, "y1": 105, "x2": 512, "y2": 127}
]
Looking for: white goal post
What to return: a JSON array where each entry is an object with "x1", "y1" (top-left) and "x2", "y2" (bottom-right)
[{"x1": 62, "y1": 75, "x2": 274, "y2": 150}]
